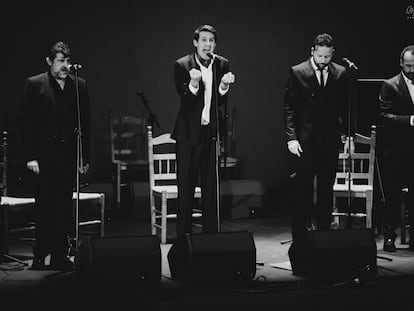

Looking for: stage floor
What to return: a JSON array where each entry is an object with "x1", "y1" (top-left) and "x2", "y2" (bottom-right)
[{"x1": 1, "y1": 213, "x2": 414, "y2": 309}]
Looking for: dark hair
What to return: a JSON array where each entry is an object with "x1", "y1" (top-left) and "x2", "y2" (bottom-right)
[
  {"x1": 193, "y1": 24, "x2": 218, "y2": 42},
  {"x1": 400, "y1": 45, "x2": 414, "y2": 62},
  {"x1": 311, "y1": 33, "x2": 334, "y2": 49},
  {"x1": 47, "y1": 41, "x2": 71, "y2": 60}
]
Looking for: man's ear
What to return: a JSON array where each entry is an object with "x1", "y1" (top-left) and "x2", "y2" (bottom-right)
[{"x1": 46, "y1": 57, "x2": 52, "y2": 66}]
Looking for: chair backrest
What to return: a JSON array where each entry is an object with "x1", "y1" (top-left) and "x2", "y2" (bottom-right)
[
  {"x1": 146, "y1": 125, "x2": 177, "y2": 189},
  {"x1": 109, "y1": 110, "x2": 147, "y2": 164},
  {"x1": 0, "y1": 131, "x2": 7, "y2": 196},
  {"x1": 335, "y1": 125, "x2": 376, "y2": 187}
]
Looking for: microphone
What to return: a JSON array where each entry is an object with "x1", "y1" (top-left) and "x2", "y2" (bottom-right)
[
  {"x1": 206, "y1": 52, "x2": 216, "y2": 59},
  {"x1": 68, "y1": 64, "x2": 83, "y2": 71},
  {"x1": 342, "y1": 57, "x2": 358, "y2": 70},
  {"x1": 137, "y1": 90, "x2": 147, "y2": 103}
]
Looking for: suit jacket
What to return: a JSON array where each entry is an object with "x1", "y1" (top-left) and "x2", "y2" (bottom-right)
[
  {"x1": 21, "y1": 71, "x2": 91, "y2": 166},
  {"x1": 379, "y1": 72, "x2": 414, "y2": 152},
  {"x1": 284, "y1": 58, "x2": 349, "y2": 150},
  {"x1": 171, "y1": 53, "x2": 230, "y2": 145}
]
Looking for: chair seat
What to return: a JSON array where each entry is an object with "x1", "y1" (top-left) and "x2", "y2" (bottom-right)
[
  {"x1": 333, "y1": 184, "x2": 373, "y2": 194},
  {"x1": 220, "y1": 157, "x2": 238, "y2": 168},
  {"x1": 1, "y1": 192, "x2": 103, "y2": 206},
  {"x1": 1, "y1": 196, "x2": 35, "y2": 206},
  {"x1": 333, "y1": 184, "x2": 373, "y2": 198},
  {"x1": 152, "y1": 185, "x2": 202, "y2": 199}
]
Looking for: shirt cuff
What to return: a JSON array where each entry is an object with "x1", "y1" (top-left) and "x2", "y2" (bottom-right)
[
  {"x1": 219, "y1": 85, "x2": 229, "y2": 95},
  {"x1": 410, "y1": 115, "x2": 414, "y2": 127},
  {"x1": 189, "y1": 82, "x2": 199, "y2": 95}
]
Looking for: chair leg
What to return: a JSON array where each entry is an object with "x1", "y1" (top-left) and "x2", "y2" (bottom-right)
[
  {"x1": 161, "y1": 192, "x2": 167, "y2": 244},
  {"x1": 151, "y1": 205, "x2": 156, "y2": 236},
  {"x1": 366, "y1": 191, "x2": 373, "y2": 228},
  {"x1": 332, "y1": 195, "x2": 340, "y2": 228}
]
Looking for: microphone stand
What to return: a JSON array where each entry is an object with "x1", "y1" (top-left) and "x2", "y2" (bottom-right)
[
  {"x1": 137, "y1": 91, "x2": 160, "y2": 129},
  {"x1": 73, "y1": 68, "x2": 83, "y2": 253},
  {"x1": 344, "y1": 62, "x2": 357, "y2": 229},
  {"x1": 211, "y1": 56, "x2": 222, "y2": 232}
]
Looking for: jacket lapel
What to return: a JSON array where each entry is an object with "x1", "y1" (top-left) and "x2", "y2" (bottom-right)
[
  {"x1": 324, "y1": 63, "x2": 338, "y2": 89},
  {"x1": 398, "y1": 73, "x2": 414, "y2": 106},
  {"x1": 305, "y1": 59, "x2": 319, "y2": 91},
  {"x1": 43, "y1": 72, "x2": 58, "y2": 115}
]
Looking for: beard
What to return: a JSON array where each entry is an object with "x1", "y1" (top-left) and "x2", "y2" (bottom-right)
[{"x1": 404, "y1": 71, "x2": 414, "y2": 81}]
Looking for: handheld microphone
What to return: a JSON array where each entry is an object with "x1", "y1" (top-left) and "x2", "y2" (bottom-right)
[
  {"x1": 68, "y1": 64, "x2": 83, "y2": 71},
  {"x1": 342, "y1": 57, "x2": 358, "y2": 70}
]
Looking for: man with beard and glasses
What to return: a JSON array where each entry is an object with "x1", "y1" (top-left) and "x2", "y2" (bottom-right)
[
  {"x1": 284, "y1": 33, "x2": 351, "y2": 246},
  {"x1": 21, "y1": 41, "x2": 91, "y2": 271},
  {"x1": 379, "y1": 45, "x2": 414, "y2": 252}
]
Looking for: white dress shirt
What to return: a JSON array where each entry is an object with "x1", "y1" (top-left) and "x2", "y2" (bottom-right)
[
  {"x1": 402, "y1": 72, "x2": 414, "y2": 126},
  {"x1": 189, "y1": 56, "x2": 229, "y2": 125},
  {"x1": 310, "y1": 57, "x2": 328, "y2": 86}
]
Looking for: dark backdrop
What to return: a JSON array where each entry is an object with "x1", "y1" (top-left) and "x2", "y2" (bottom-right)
[{"x1": 1, "y1": 0, "x2": 412, "y2": 204}]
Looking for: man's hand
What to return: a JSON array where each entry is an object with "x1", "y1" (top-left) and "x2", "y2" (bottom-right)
[
  {"x1": 220, "y1": 72, "x2": 235, "y2": 90},
  {"x1": 189, "y1": 68, "x2": 202, "y2": 88},
  {"x1": 80, "y1": 163, "x2": 90, "y2": 174},
  {"x1": 27, "y1": 160, "x2": 40, "y2": 174},
  {"x1": 342, "y1": 136, "x2": 355, "y2": 154},
  {"x1": 288, "y1": 140, "x2": 303, "y2": 157}
]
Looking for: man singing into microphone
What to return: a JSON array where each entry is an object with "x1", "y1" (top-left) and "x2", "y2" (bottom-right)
[
  {"x1": 171, "y1": 24, "x2": 235, "y2": 241},
  {"x1": 284, "y1": 33, "x2": 350, "y2": 247},
  {"x1": 21, "y1": 41, "x2": 91, "y2": 271}
]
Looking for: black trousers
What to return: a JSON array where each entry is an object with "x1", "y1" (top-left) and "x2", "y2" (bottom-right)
[
  {"x1": 291, "y1": 145, "x2": 339, "y2": 242},
  {"x1": 33, "y1": 140, "x2": 76, "y2": 258},
  {"x1": 175, "y1": 126, "x2": 218, "y2": 239},
  {"x1": 382, "y1": 148, "x2": 414, "y2": 241}
]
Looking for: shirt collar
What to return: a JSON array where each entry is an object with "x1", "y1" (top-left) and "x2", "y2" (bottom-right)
[
  {"x1": 195, "y1": 54, "x2": 213, "y2": 69},
  {"x1": 402, "y1": 72, "x2": 414, "y2": 86}
]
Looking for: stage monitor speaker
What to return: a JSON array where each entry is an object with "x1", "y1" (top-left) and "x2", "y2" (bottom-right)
[
  {"x1": 288, "y1": 229, "x2": 377, "y2": 282},
  {"x1": 168, "y1": 231, "x2": 256, "y2": 283},
  {"x1": 74, "y1": 235, "x2": 161, "y2": 285}
]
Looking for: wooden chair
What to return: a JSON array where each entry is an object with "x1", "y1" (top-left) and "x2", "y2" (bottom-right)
[
  {"x1": 332, "y1": 125, "x2": 376, "y2": 228},
  {"x1": 146, "y1": 125, "x2": 202, "y2": 244},
  {"x1": 109, "y1": 110, "x2": 148, "y2": 209},
  {"x1": 1, "y1": 131, "x2": 105, "y2": 261}
]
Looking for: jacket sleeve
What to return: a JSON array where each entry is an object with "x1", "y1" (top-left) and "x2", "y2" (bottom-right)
[
  {"x1": 284, "y1": 68, "x2": 298, "y2": 142},
  {"x1": 174, "y1": 61, "x2": 199, "y2": 107},
  {"x1": 21, "y1": 78, "x2": 39, "y2": 162},
  {"x1": 379, "y1": 80, "x2": 411, "y2": 126}
]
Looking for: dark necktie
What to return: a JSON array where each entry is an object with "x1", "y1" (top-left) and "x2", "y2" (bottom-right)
[{"x1": 318, "y1": 68, "x2": 325, "y2": 87}]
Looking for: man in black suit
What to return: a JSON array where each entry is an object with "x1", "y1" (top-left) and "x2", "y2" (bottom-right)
[
  {"x1": 171, "y1": 24, "x2": 235, "y2": 239},
  {"x1": 284, "y1": 33, "x2": 350, "y2": 243},
  {"x1": 379, "y1": 45, "x2": 414, "y2": 252},
  {"x1": 21, "y1": 41, "x2": 91, "y2": 270}
]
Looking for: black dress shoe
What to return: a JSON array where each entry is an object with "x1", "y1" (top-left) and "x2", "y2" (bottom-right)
[
  {"x1": 50, "y1": 256, "x2": 74, "y2": 272},
  {"x1": 383, "y1": 238, "x2": 396, "y2": 252},
  {"x1": 30, "y1": 256, "x2": 47, "y2": 270}
]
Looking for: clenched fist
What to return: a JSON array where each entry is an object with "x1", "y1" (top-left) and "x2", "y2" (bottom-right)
[
  {"x1": 189, "y1": 68, "x2": 202, "y2": 88},
  {"x1": 220, "y1": 72, "x2": 235, "y2": 90}
]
